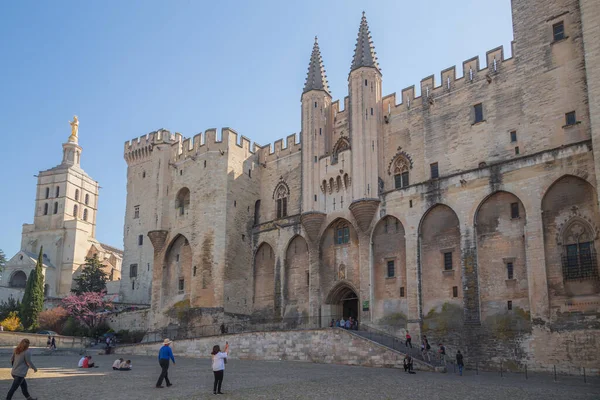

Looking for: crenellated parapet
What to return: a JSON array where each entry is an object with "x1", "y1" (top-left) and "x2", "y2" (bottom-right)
[
  {"x1": 382, "y1": 43, "x2": 514, "y2": 114},
  {"x1": 174, "y1": 127, "x2": 254, "y2": 162},
  {"x1": 124, "y1": 129, "x2": 177, "y2": 164},
  {"x1": 255, "y1": 133, "x2": 302, "y2": 164}
]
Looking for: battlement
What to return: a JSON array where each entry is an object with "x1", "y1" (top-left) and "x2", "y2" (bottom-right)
[
  {"x1": 382, "y1": 43, "x2": 514, "y2": 113},
  {"x1": 255, "y1": 133, "x2": 301, "y2": 163},
  {"x1": 124, "y1": 129, "x2": 177, "y2": 163}
]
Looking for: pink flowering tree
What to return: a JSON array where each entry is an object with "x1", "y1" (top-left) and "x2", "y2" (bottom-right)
[{"x1": 62, "y1": 291, "x2": 114, "y2": 331}]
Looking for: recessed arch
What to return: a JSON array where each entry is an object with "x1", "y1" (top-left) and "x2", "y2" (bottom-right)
[
  {"x1": 9, "y1": 270, "x2": 27, "y2": 288},
  {"x1": 541, "y1": 175, "x2": 600, "y2": 300},
  {"x1": 419, "y1": 204, "x2": 462, "y2": 315},
  {"x1": 284, "y1": 235, "x2": 309, "y2": 317},
  {"x1": 175, "y1": 187, "x2": 191, "y2": 215},
  {"x1": 324, "y1": 281, "x2": 359, "y2": 320},
  {"x1": 372, "y1": 215, "x2": 407, "y2": 325},
  {"x1": 475, "y1": 191, "x2": 529, "y2": 318},
  {"x1": 162, "y1": 233, "x2": 192, "y2": 307},
  {"x1": 253, "y1": 242, "x2": 275, "y2": 315}
]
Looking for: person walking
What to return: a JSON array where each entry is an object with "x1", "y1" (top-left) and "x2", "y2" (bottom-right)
[
  {"x1": 438, "y1": 343, "x2": 446, "y2": 365},
  {"x1": 405, "y1": 331, "x2": 412, "y2": 348},
  {"x1": 456, "y1": 350, "x2": 464, "y2": 376},
  {"x1": 211, "y1": 341, "x2": 229, "y2": 395},
  {"x1": 421, "y1": 335, "x2": 431, "y2": 362},
  {"x1": 50, "y1": 336, "x2": 56, "y2": 351},
  {"x1": 156, "y1": 338, "x2": 175, "y2": 388},
  {"x1": 46, "y1": 336, "x2": 51, "y2": 349},
  {"x1": 6, "y1": 338, "x2": 38, "y2": 400}
]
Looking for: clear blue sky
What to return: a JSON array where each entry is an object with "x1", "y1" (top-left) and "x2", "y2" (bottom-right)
[{"x1": 0, "y1": 0, "x2": 513, "y2": 257}]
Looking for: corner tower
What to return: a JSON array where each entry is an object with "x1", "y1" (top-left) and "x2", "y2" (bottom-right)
[{"x1": 348, "y1": 12, "x2": 382, "y2": 232}]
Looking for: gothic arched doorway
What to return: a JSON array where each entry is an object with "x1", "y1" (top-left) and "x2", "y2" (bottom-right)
[{"x1": 325, "y1": 282, "x2": 360, "y2": 321}]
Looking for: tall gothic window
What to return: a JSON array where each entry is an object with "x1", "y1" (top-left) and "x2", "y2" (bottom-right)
[
  {"x1": 274, "y1": 181, "x2": 289, "y2": 219},
  {"x1": 45, "y1": 187, "x2": 49, "y2": 199},
  {"x1": 75, "y1": 189, "x2": 80, "y2": 201},
  {"x1": 389, "y1": 153, "x2": 411, "y2": 189},
  {"x1": 55, "y1": 186, "x2": 60, "y2": 197},
  {"x1": 73, "y1": 204, "x2": 78, "y2": 218},
  {"x1": 561, "y1": 219, "x2": 598, "y2": 281},
  {"x1": 83, "y1": 208, "x2": 88, "y2": 221},
  {"x1": 85, "y1": 194, "x2": 90, "y2": 206},
  {"x1": 53, "y1": 202, "x2": 58, "y2": 214},
  {"x1": 44, "y1": 203, "x2": 49, "y2": 215}
]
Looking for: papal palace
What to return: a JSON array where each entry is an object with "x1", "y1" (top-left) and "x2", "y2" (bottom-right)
[{"x1": 3, "y1": 0, "x2": 599, "y2": 371}]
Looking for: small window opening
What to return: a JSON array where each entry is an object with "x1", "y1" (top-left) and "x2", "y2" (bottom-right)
[
  {"x1": 370, "y1": 108, "x2": 374, "y2": 116},
  {"x1": 306, "y1": 272, "x2": 310, "y2": 286},
  {"x1": 507, "y1": 300, "x2": 513, "y2": 310},
  {"x1": 44, "y1": 203, "x2": 48, "y2": 215},
  {"x1": 134, "y1": 205, "x2": 140, "y2": 219},
  {"x1": 443, "y1": 252, "x2": 453, "y2": 270},
  {"x1": 142, "y1": 171, "x2": 146, "y2": 178},
  {"x1": 474, "y1": 103, "x2": 484, "y2": 123},
  {"x1": 83, "y1": 208, "x2": 88, "y2": 221},
  {"x1": 409, "y1": 200, "x2": 413, "y2": 208},
  {"x1": 180, "y1": 169, "x2": 183, "y2": 176},
  {"x1": 85, "y1": 194, "x2": 89, "y2": 205},
  {"x1": 387, "y1": 260, "x2": 395, "y2": 278},
  {"x1": 510, "y1": 131, "x2": 517, "y2": 142},
  {"x1": 176, "y1": 254, "x2": 180, "y2": 262},
  {"x1": 53, "y1": 202, "x2": 58, "y2": 214},
  {"x1": 515, "y1": 146, "x2": 520, "y2": 155},
  {"x1": 55, "y1": 186, "x2": 60, "y2": 197},
  {"x1": 314, "y1": 101, "x2": 317, "y2": 108},
  {"x1": 129, "y1": 264, "x2": 138, "y2": 278},
  {"x1": 507, "y1": 262, "x2": 514, "y2": 280},
  {"x1": 179, "y1": 278, "x2": 184, "y2": 292},
  {"x1": 193, "y1": 266, "x2": 197, "y2": 276},
  {"x1": 430, "y1": 163, "x2": 439, "y2": 179},
  {"x1": 565, "y1": 111, "x2": 577, "y2": 126},
  {"x1": 400, "y1": 287, "x2": 405, "y2": 297},
  {"x1": 45, "y1": 187, "x2": 50, "y2": 199},
  {"x1": 452, "y1": 286, "x2": 458, "y2": 297},
  {"x1": 553, "y1": 21, "x2": 565, "y2": 42},
  {"x1": 314, "y1": 156, "x2": 317, "y2": 163},
  {"x1": 510, "y1": 202, "x2": 519, "y2": 219},
  {"x1": 364, "y1": 79, "x2": 367, "y2": 86},
  {"x1": 131, "y1": 281, "x2": 135, "y2": 290},
  {"x1": 138, "y1": 235, "x2": 143, "y2": 246},
  {"x1": 204, "y1": 160, "x2": 207, "y2": 168}
]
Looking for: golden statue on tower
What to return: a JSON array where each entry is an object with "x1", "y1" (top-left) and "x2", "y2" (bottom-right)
[{"x1": 68, "y1": 115, "x2": 79, "y2": 142}]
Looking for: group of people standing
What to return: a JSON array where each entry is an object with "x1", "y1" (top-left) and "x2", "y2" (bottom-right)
[{"x1": 330, "y1": 316, "x2": 358, "y2": 330}]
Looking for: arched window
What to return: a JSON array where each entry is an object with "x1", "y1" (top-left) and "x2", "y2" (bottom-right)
[
  {"x1": 335, "y1": 221, "x2": 350, "y2": 245},
  {"x1": 73, "y1": 204, "x2": 78, "y2": 218},
  {"x1": 273, "y1": 181, "x2": 289, "y2": 219},
  {"x1": 344, "y1": 174, "x2": 350, "y2": 189},
  {"x1": 44, "y1": 203, "x2": 49, "y2": 215},
  {"x1": 55, "y1": 186, "x2": 60, "y2": 197},
  {"x1": 9, "y1": 271, "x2": 27, "y2": 288},
  {"x1": 561, "y1": 219, "x2": 598, "y2": 280},
  {"x1": 83, "y1": 208, "x2": 88, "y2": 221},
  {"x1": 331, "y1": 137, "x2": 350, "y2": 165},
  {"x1": 388, "y1": 153, "x2": 412, "y2": 189},
  {"x1": 53, "y1": 202, "x2": 58, "y2": 214},
  {"x1": 176, "y1": 188, "x2": 191, "y2": 216},
  {"x1": 85, "y1": 194, "x2": 89, "y2": 205},
  {"x1": 45, "y1": 187, "x2": 49, "y2": 199},
  {"x1": 254, "y1": 200, "x2": 261, "y2": 225},
  {"x1": 336, "y1": 176, "x2": 342, "y2": 192},
  {"x1": 75, "y1": 189, "x2": 80, "y2": 201}
]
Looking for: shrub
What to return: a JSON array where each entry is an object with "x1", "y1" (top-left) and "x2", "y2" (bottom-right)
[
  {"x1": 1, "y1": 311, "x2": 23, "y2": 332},
  {"x1": 0, "y1": 297, "x2": 21, "y2": 321},
  {"x1": 61, "y1": 317, "x2": 86, "y2": 337},
  {"x1": 38, "y1": 307, "x2": 69, "y2": 333}
]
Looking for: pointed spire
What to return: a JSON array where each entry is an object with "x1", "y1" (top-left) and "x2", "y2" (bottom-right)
[
  {"x1": 303, "y1": 36, "x2": 330, "y2": 95},
  {"x1": 350, "y1": 11, "x2": 380, "y2": 73}
]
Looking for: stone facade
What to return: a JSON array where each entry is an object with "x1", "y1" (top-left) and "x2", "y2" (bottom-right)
[
  {"x1": 120, "y1": 1, "x2": 600, "y2": 370},
  {"x1": 1, "y1": 127, "x2": 122, "y2": 301}
]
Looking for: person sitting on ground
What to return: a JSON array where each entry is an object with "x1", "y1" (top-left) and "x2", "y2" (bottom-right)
[
  {"x1": 82, "y1": 356, "x2": 96, "y2": 368},
  {"x1": 78, "y1": 356, "x2": 86, "y2": 368},
  {"x1": 403, "y1": 354, "x2": 414, "y2": 373},
  {"x1": 112, "y1": 358, "x2": 124, "y2": 370},
  {"x1": 118, "y1": 360, "x2": 132, "y2": 371}
]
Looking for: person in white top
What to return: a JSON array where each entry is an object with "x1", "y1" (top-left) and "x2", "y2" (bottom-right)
[
  {"x1": 211, "y1": 341, "x2": 229, "y2": 395},
  {"x1": 112, "y1": 358, "x2": 123, "y2": 370},
  {"x1": 78, "y1": 356, "x2": 86, "y2": 368}
]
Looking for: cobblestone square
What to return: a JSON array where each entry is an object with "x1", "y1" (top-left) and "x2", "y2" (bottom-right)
[{"x1": 1, "y1": 354, "x2": 599, "y2": 400}]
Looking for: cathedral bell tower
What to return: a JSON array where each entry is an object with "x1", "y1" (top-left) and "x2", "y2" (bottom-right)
[{"x1": 348, "y1": 12, "x2": 382, "y2": 232}]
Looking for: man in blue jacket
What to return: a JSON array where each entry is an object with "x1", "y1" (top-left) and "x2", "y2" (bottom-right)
[{"x1": 156, "y1": 338, "x2": 175, "y2": 388}]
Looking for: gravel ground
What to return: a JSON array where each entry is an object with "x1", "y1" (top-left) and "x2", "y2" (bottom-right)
[{"x1": 1, "y1": 354, "x2": 599, "y2": 400}]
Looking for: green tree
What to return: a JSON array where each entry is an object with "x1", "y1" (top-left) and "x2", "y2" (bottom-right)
[
  {"x1": 20, "y1": 247, "x2": 45, "y2": 331},
  {"x1": 0, "y1": 296, "x2": 21, "y2": 321},
  {"x1": 72, "y1": 254, "x2": 108, "y2": 294},
  {"x1": 0, "y1": 248, "x2": 6, "y2": 273}
]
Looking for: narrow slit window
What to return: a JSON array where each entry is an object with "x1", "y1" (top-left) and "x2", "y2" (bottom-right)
[
  {"x1": 452, "y1": 286, "x2": 458, "y2": 298},
  {"x1": 400, "y1": 287, "x2": 405, "y2": 297},
  {"x1": 511, "y1": 202, "x2": 519, "y2": 219},
  {"x1": 430, "y1": 163, "x2": 439, "y2": 179},
  {"x1": 387, "y1": 260, "x2": 395, "y2": 278},
  {"x1": 507, "y1": 300, "x2": 513, "y2": 310},
  {"x1": 473, "y1": 103, "x2": 484, "y2": 123},
  {"x1": 138, "y1": 235, "x2": 143, "y2": 246}
]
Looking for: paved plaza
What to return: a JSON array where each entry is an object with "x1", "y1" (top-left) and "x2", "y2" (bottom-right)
[{"x1": 1, "y1": 354, "x2": 599, "y2": 400}]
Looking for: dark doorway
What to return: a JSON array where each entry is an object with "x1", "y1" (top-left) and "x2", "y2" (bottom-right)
[{"x1": 342, "y1": 290, "x2": 359, "y2": 320}]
